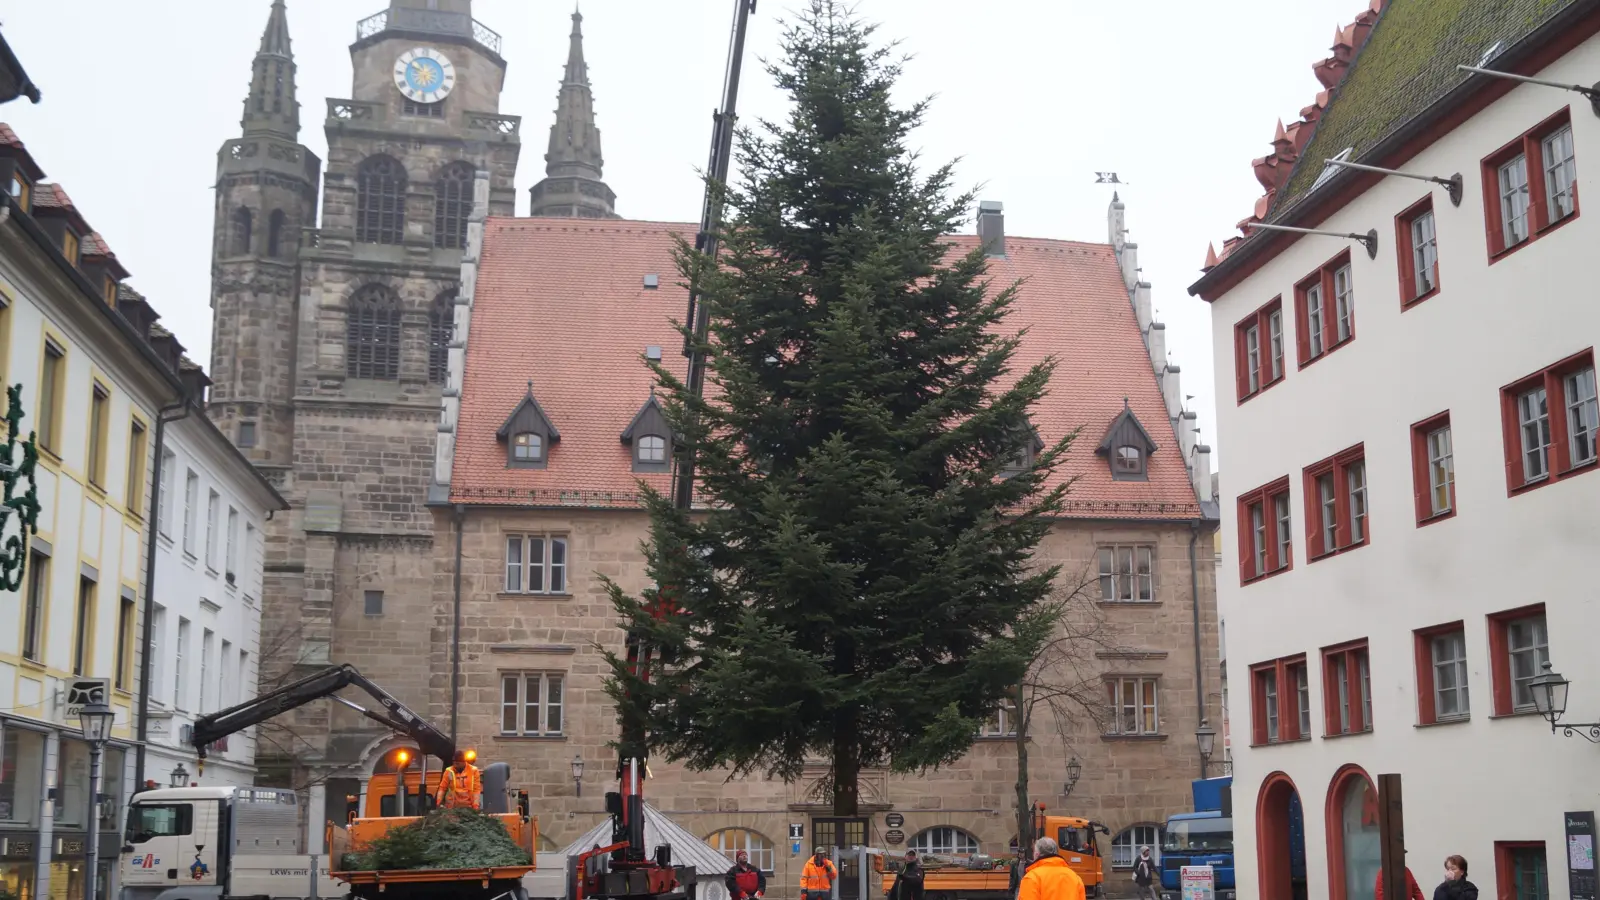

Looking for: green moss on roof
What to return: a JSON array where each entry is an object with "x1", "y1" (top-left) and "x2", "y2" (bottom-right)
[{"x1": 1276, "y1": 0, "x2": 1582, "y2": 212}]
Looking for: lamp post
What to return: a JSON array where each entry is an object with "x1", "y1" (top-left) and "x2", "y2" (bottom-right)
[
  {"x1": 170, "y1": 764, "x2": 189, "y2": 788},
  {"x1": 571, "y1": 755, "x2": 585, "y2": 797},
  {"x1": 1530, "y1": 662, "x2": 1600, "y2": 743},
  {"x1": 78, "y1": 701, "x2": 114, "y2": 900},
  {"x1": 1062, "y1": 757, "x2": 1081, "y2": 797},
  {"x1": 1196, "y1": 719, "x2": 1217, "y2": 779}
]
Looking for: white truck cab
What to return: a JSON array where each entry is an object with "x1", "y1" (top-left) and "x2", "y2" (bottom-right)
[{"x1": 120, "y1": 786, "x2": 342, "y2": 900}]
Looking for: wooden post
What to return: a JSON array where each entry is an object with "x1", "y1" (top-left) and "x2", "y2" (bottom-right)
[{"x1": 1378, "y1": 774, "x2": 1406, "y2": 900}]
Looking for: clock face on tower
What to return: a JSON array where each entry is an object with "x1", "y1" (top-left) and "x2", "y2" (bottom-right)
[{"x1": 393, "y1": 48, "x2": 456, "y2": 104}]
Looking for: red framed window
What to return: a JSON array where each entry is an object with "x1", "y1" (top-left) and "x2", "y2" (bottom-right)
[
  {"x1": 1395, "y1": 196, "x2": 1440, "y2": 308},
  {"x1": 1487, "y1": 604, "x2": 1549, "y2": 716},
  {"x1": 1410, "y1": 412, "x2": 1455, "y2": 525},
  {"x1": 1499, "y1": 348, "x2": 1598, "y2": 494},
  {"x1": 1234, "y1": 297, "x2": 1285, "y2": 402},
  {"x1": 1413, "y1": 621, "x2": 1469, "y2": 725},
  {"x1": 1236, "y1": 476, "x2": 1292, "y2": 584},
  {"x1": 1494, "y1": 842, "x2": 1550, "y2": 900},
  {"x1": 1302, "y1": 444, "x2": 1368, "y2": 560},
  {"x1": 1293, "y1": 250, "x2": 1355, "y2": 367},
  {"x1": 1250, "y1": 654, "x2": 1310, "y2": 745},
  {"x1": 1482, "y1": 107, "x2": 1579, "y2": 259},
  {"x1": 1321, "y1": 639, "x2": 1371, "y2": 736}
]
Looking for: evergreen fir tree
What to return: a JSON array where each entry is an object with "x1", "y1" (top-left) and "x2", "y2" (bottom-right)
[{"x1": 605, "y1": 0, "x2": 1075, "y2": 817}]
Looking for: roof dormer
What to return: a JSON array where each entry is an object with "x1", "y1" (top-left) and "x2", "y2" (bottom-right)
[
  {"x1": 1001, "y1": 425, "x2": 1046, "y2": 479},
  {"x1": 620, "y1": 394, "x2": 673, "y2": 474},
  {"x1": 1096, "y1": 399, "x2": 1158, "y2": 481},
  {"x1": 496, "y1": 381, "x2": 560, "y2": 470}
]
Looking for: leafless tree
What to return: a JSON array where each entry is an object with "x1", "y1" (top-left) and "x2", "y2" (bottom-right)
[{"x1": 249, "y1": 618, "x2": 341, "y2": 791}]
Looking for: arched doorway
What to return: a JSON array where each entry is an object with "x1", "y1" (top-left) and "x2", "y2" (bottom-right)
[
  {"x1": 1326, "y1": 766, "x2": 1381, "y2": 900},
  {"x1": 1256, "y1": 772, "x2": 1308, "y2": 900}
]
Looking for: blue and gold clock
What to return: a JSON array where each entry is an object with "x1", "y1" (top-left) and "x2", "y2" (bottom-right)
[{"x1": 393, "y1": 47, "x2": 456, "y2": 104}]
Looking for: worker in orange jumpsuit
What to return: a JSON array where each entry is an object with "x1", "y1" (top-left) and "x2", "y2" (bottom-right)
[
  {"x1": 434, "y1": 750, "x2": 483, "y2": 810},
  {"x1": 1017, "y1": 837, "x2": 1086, "y2": 900}
]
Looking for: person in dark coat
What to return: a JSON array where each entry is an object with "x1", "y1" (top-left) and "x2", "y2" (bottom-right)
[
  {"x1": 1433, "y1": 855, "x2": 1479, "y2": 900},
  {"x1": 724, "y1": 850, "x2": 765, "y2": 900},
  {"x1": 1132, "y1": 846, "x2": 1158, "y2": 900},
  {"x1": 890, "y1": 850, "x2": 925, "y2": 900}
]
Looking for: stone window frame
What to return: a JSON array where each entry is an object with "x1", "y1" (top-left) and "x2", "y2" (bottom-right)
[
  {"x1": 345, "y1": 284, "x2": 403, "y2": 381},
  {"x1": 499, "y1": 670, "x2": 566, "y2": 737},
  {"x1": 504, "y1": 533, "x2": 570, "y2": 596},
  {"x1": 706, "y1": 828, "x2": 777, "y2": 875},
  {"x1": 1096, "y1": 544, "x2": 1155, "y2": 603},
  {"x1": 356, "y1": 154, "x2": 407, "y2": 245},
  {"x1": 266, "y1": 209, "x2": 288, "y2": 258},
  {"x1": 1103, "y1": 674, "x2": 1161, "y2": 738},
  {"x1": 1110, "y1": 824, "x2": 1163, "y2": 869},
  {"x1": 427, "y1": 289, "x2": 456, "y2": 385},
  {"x1": 230, "y1": 207, "x2": 253, "y2": 257},
  {"x1": 434, "y1": 162, "x2": 474, "y2": 250}
]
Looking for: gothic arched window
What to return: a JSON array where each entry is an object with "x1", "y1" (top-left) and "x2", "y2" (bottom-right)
[
  {"x1": 230, "y1": 207, "x2": 253, "y2": 256},
  {"x1": 357, "y1": 155, "x2": 407, "y2": 245},
  {"x1": 434, "y1": 163, "x2": 474, "y2": 250},
  {"x1": 428, "y1": 289, "x2": 456, "y2": 384},
  {"x1": 346, "y1": 285, "x2": 402, "y2": 381},
  {"x1": 267, "y1": 210, "x2": 287, "y2": 258}
]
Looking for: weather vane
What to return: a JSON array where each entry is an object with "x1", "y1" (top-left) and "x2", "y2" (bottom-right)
[{"x1": 1095, "y1": 172, "x2": 1126, "y2": 185}]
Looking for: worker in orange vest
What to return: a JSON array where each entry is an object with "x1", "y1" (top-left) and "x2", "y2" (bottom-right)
[
  {"x1": 800, "y1": 849, "x2": 838, "y2": 900},
  {"x1": 434, "y1": 750, "x2": 482, "y2": 810},
  {"x1": 1018, "y1": 837, "x2": 1086, "y2": 900}
]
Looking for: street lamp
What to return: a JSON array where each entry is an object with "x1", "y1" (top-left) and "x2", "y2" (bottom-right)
[
  {"x1": 170, "y1": 764, "x2": 189, "y2": 788},
  {"x1": 1196, "y1": 719, "x2": 1217, "y2": 778},
  {"x1": 1530, "y1": 662, "x2": 1600, "y2": 743},
  {"x1": 571, "y1": 755, "x2": 585, "y2": 797},
  {"x1": 78, "y1": 701, "x2": 114, "y2": 900},
  {"x1": 1062, "y1": 757, "x2": 1081, "y2": 797}
]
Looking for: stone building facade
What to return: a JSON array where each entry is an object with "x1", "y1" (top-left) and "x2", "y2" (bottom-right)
[{"x1": 425, "y1": 198, "x2": 1222, "y2": 891}]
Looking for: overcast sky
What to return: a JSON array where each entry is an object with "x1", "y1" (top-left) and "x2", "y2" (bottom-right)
[{"x1": 2, "y1": 0, "x2": 1364, "y2": 468}]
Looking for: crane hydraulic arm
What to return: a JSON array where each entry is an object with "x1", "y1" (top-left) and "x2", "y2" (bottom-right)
[{"x1": 188, "y1": 663, "x2": 455, "y2": 770}]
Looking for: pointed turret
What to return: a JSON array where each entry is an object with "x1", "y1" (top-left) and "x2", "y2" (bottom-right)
[
  {"x1": 241, "y1": 0, "x2": 299, "y2": 139},
  {"x1": 529, "y1": 9, "x2": 618, "y2": 218}
]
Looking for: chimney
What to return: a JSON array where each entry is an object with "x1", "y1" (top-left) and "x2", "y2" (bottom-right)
[
  {"x1": 178, "y1": 361, "x2": 212, "y2": 408},
  {"x1": 977, "y1": 201, "x2": 1005, "y2": 257},
  {"x1": 1195, "y1": 445, "x2": 1214, "y2": 501},
  {"x1": 1119, "y1": 242, "x2": 1139, "y2": 292},
  {"x1": 1161, "y1": 364, "x2": 1183, "y2": 420},
  {"x1": 1147, "y1": 322, "x2": 1167, "y2": 373},
  {"x1": 1108, "y1": 192, "x2": 1127, "y2": 249},
  {"x1": 1134, "y1": 282, "x2": 1153, "y2": 332},
  {"x1": 1179, "y1": 410, "x2": 1198, "y2": 462}
]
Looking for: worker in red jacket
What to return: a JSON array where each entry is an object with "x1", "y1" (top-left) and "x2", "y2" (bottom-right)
[
  {"x1": 1374, "y1": 866, "x2": 1426, "y2": 900},
  {"x1": 724, "y1": 850, "x2": 765, "y2": 900}
]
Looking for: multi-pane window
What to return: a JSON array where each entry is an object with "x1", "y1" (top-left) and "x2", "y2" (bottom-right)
[
  {"x1": 404, "y1": 98, "x2": 445, "y2": 119},
  {"x1": 175, "y1": 618, "x2": 190, "y2": 709},
  {"x1": 1542, "y1": 125, "x2": 1576, "y2": 222},
  {"x1": 183, "y1": 470, "x2": 199, "y2": 555},
  {"x1": 1505, "y1": 844, "x2": 1551, "y2": 900},
  {"x1": 1485, "y1": 112, "x2": 1581, "y2": 256},
  {"x1": 637, "y1": 434, "x2": 667, "y2": 464},
  {"x1": 1502, "y1": 352, "x2": 1600, "y2": 492},
  {"x1": 1409, "y1": 208, "x2": 1438, "y2": 298},
  {"x1": 22, "y1": 550, "x2": 47, "y2": 662},
  {"x1": 38, "y1": 339, "x2": 63, "y2": 454},
  {"x1": 434, "y1": 163, "x2": 474, "y2": 250},
  {"x1": 206, "y1": 490, "x2": 220, "y2": 570},
  {"x1": 346, "y1": 285, "x2": 402, "y2": 380},
  {"x1": 158, "y1": 451, "x2": 176, "y2": 536},
  {"x1": 115, "y1": 597, "x2": 135, "y2": 691},
  {"x1": 1412, "y1": 417, "x2": 1455, "y2": 520},
  {"x1": 512, "y1": 433, "x2": 542, "y2": 462},
  {"x1": 1234, "y1": 299, "x2": 1284, "y2": 401},
  {"x1": 1260, "y1": 668, "x2": 1279, "y2": 743},
  {"x1": 72, "y1": 577, "x2": 95, "y2": 677},
  {"x1": 1296, "y1": 254, "x2": 1355, "y2": 365},
  {"x1": 148, "y1": 605, "x2": 166, "y2": 703},
  {"x1": 238, "y1": 421, "x2": 258, "y2": 449},
  {"x1": 1111, "y1": 826, "x2": 1161, "y2": 868},
  {"x1": 219, "y1": 639, "x2": 233, "y2": 709},
  {"x1": 428, "y1": 291, "x2": 455, "y2": 384},
  {"x1": 909, "y1": 827, "x2": 980, "y2": 857},
  {"x1": 87, "y1": 384, "x2": 109, "y2": 487},
  {"x1": 499, "y1": 672, "x2": 565, "y2": 736},
  {"x1": 708, "y1": 829, "x2": 776, "y2": 874},
  {"x1": 127, "y1": 419, "x2": 147, "y2": 513},
  {"x1": 1238, "y1": 477, "x2": 1291, "y2": 582},
  {"x1": 1304, "y1": 445, "x2": 1367, "y2": 559},
  {"x1": 1295, "y1": 663, "x2": 1311, "y2": 738},
  {"x1": 1097, "y1": 545, "x2": 1154, "y2": 602},
  {"x1": 979, "y1": 700, "x2": 1018, "y2": 737},
  {"x1": 225, "y1": 507, "x2": 239, "y2": 582},
  {"x1": 200, "y1": 629, "x2": 214, "y2": 713},
  {"x1": 1252, "y1": 655, "x2": 1308, "y2": 744},
  {"x1": 1105, "y1": 677, "x2": 1159, "y2": 736},
  {"x1": 1507, "y1": 614, "x2": 1549, "y2": 712},
  {"x1": 1323, "y1": 641, "x2": 1371, "y2": 735},
  {"x1": 504, "y1": 534, "x2": 569, "y2": 594},
  {"x1": 356, "y1": 155, "x2": 407, "y2": 245},
  {"x1": 1431, "y1": 630, "x2": 1469, "y2": 720}
]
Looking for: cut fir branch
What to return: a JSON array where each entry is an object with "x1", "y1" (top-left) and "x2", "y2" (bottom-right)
[{"x1": 603, "y1": 0, "x2": 1080, "y2": 817}]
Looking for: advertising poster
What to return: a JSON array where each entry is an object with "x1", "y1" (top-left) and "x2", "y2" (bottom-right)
[
  {"x1": 1180, "y1": 865, "x2": 1215, "y2": 900},
  {"x1": 1567, "y1": 811, "x2": 1597, "y2": 900}
]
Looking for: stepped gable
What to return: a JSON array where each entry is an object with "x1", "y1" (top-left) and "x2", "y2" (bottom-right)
[{"x1": 451, "y1": 217, "x2": 1202, "y2": 519}]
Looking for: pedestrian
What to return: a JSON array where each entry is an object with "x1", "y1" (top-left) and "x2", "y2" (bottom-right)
[
  {"x1": 800, "y1": 848, "x2": 838, "y2": 900},
  {"x1": 1432, "y1": 855, "x2": 1479, "y2": 900},
  {"x1": 889, "y1": 850, "x2": 925, "y2": 900},
  {"x1": 433, "y1": 750, "x2": 482, "y2": 810},
  {"x1": 1017, "y1": 837, "x2": 1086, "y2": 900},
  {"x1": 1132, "y1": 846, "x2": 1158, "y2": 900},
  {"x1": 724, "y1": 850, "x2": 765, "y2": 900},
  {"x1": 1009, "y1": 846, "x2": 1032, "y2": 898},
  {"x1": 1373, "y1": 865, "x2": 1426, "y2": 900}
]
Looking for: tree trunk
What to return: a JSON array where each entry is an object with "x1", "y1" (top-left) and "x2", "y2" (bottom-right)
[
  {"x1": 1013, "y1": 680, "x2": 1031, "y2": 858},
  {"x1": 832, "y1": 713, "x2": 861, "y2": 817}
]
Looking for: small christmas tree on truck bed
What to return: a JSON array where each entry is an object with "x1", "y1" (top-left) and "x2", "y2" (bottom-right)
[{"x1": 340, "y1": 808, "x2": 533, "y2": 871}]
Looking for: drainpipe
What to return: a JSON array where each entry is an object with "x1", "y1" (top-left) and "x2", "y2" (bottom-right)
[
  {"x1": 134, "y1": 398, "x2": 192, "y2": 789},
  {"x1": 1188, "y1": 520, "x2": 1207, "y2": 779},
  {"x1": 449, "y1": 504, "x2": 465, "y2": 742}
]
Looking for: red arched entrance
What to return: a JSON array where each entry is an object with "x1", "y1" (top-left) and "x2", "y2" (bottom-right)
[
  {"x1": 1256, "y1": 772, "x2": 1302, "y2": 900},
  {"x1": 1326, "y1": 764, "x2": 1380, "y2": 900}
]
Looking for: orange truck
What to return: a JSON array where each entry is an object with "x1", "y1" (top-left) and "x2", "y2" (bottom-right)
[
  {"x1": 326, "y1": 801, "x2": 539, "y2": 900},
  {"x1": 878, "y1": 811, "x2": 1109, "y2": 899}
]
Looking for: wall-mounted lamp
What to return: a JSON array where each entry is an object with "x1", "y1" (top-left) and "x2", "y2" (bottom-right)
[
  {"x1": 571, "y1": 755, "x2": 586, "y2": 797},
  {"x1": 1247, "y1": 222, "x2": 1379, "y2": 260},
  {"x1": 1457, "y1": 65, "x2": 1600, "y2": 118},
  {"x1": 1530, "y1": 662, "x2": 1600, "y2": 743},
  {"x1": 1322, "y1": 157, "x2": 1464, "y2": 206}
]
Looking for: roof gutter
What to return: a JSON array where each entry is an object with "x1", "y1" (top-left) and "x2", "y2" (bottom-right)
[{"x1": 1189, "y1": 0, "x2": 1600, "y2": 299}]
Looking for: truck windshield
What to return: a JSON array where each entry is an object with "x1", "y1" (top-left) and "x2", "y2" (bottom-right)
[
  {"x1": 126, "y1": 803, "x2": 193, "y2": 844},
  {"x1": 1162, "y1": 819, "x2": 1233, "y2": 853}
]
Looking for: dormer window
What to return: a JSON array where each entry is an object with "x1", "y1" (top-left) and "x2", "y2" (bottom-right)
[
  {"x1": 1096, "y1": 399, "x2": 1158, "y2": 482},
  {"x1": 8, "y1": 171, "x2": 29, "y2": 212},
  {"x1": 637, "y1": 435, "x2": 666, "y2": 464},
  {"x1": 496, "y1": 381, "x2": 559, "y2": 470},
  {"x1": 62, "y1": 230, "x2": 79, "y2": 265},
  {"x1": 513, "y1": 432, "x2": 543, "y2": 462},
  {"x1": 1001, "y1": 427, "x2": 1046, "y2": 479},
  {"x1": 621, "y1": 395, "x2": 673, "y2": 473},
  {"x1": 103, "y1": 278, "x2": 117, "y2": 306}
]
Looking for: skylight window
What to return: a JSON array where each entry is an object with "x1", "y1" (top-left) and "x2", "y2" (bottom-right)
[
  {"x1": 1311, "y1": 147, "x2": 1354, "y2": 192},
  {"x1": 1479, "y1": 40, "x2": 1506, "y2": 67}
]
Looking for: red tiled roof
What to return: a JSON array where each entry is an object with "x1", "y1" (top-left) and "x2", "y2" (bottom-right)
[
  {"x1": 453, "y1": 219, "x2": 1201, "y2": 519},
  {"x1": 0, "y1": 123, "x2": 22, "y2": 149},
  {"x1": 31, "y1": 182, "x2": 73, "y2": 210},
  {"x1": 0, "y1": 123, "x2": 45, "y2": 181}
]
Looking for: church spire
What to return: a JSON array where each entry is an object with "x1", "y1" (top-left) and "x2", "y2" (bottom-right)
[
  {"x1": 241, "y1": 0, "x2": 299, "y2": 139},
  {"x1": 529, "y1": 9, "x2": 617, "y2": 218}
]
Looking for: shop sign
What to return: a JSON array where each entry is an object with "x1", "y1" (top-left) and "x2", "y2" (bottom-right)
[
  {"x1": 1181, "y1": 866, "x2": 1215, "y2": 900},
  {"x1": 65, "y1": 679, "x2": 111, "y2": 720},
  {"x1": 1, "y1": 837, "x2": 35, "y2": 859},
  {"x1": 885, "y1": 813, "x2": 904, "y2": 828}
]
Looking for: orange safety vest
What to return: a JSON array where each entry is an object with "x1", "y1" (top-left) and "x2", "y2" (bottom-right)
[
  {"x1": 434, "y1": 764, "x2": 482, "y2": 809},
  {"x1": 800, "y1": 859, "x2": 837, "y2": 892}
]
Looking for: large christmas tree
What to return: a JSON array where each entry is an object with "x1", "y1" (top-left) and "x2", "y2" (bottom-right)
[{"x1": 606, "y1": 0, "x2": 1074, "y2": 816}]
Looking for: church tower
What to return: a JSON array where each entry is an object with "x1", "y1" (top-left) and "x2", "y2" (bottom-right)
[
  {"x1": 208, "y1": 0, "x2": 320, "y2": 468},
  {"x1": 528, "y1": 11, "x2": 617, "y2": 218}
]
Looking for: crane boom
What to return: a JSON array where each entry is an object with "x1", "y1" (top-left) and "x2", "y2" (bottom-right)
[{"x1": 189, "y1": 663, "x2": 454, "y2": 767}]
